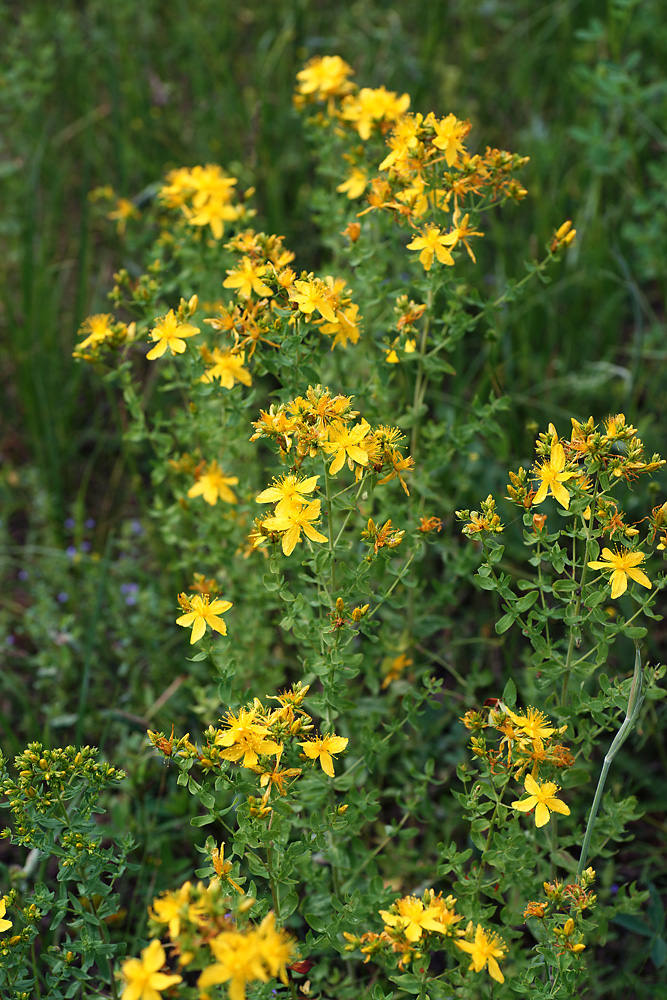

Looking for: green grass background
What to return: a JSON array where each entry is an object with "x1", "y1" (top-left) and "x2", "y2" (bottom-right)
[{"x1": 1, "y1": 0, "x2": 666, "y2": 993}]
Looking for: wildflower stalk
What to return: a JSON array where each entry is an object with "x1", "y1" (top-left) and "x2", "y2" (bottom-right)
[
  {"x1": 577, "y1": 643, "x2": 645, "y2": 879},
  {"x1": 333, "y1": 476, "x2": 367, "y2": 548},
  {"x1": 560, "y1": 477, "x2": 599, "y2": 705},
  {"x1": 324, "y1": 464, "x2": 336, "y2": 597},
  {"x1": 409, "y1": 282, "x2": 434, "y2": 460}
]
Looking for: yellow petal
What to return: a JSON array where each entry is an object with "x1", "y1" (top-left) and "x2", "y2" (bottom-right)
[
  {"x1": 551, "y1": 480, "x2": 571, "y2": 509},
  {"x1": 626, "y1": 568, "x2": 651, "y2": 590},
  {"x1": 547, "y1": 797, "x2": 570, "y2": 816},
  {"x1": 282, "y1": 525, "x2": 300, "y2": 556},
  {"x1": 512, "y1": 796, "x2": 537, "y2": 813},
  {"x1": 191, "y1": 618, "x2": 207, "y2": 644},
  {"x1": 488, "y1": 957, "x2": 504, "y2": 983},
  {"x1": 534, "y1": 802, "x2": 550, "y2": 827}
]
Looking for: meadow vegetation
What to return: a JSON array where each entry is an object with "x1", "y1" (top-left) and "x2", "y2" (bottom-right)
[{"x1": 1, "y1": 2, "x2": 666, "y2": 997}]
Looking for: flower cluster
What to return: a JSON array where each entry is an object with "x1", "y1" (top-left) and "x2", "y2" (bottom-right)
[
  {"x1": 72, "y1": 313, "x2": 136, "y2": 363},
  {"x1": 148, "y1": 684, "x2": 348, "y2": 806},
  {"x1": 121, "y1": 880, "x2": 295, "y2": 1000},
  {"x1": 251, "y1": 385, "x2": 414, "y2": 490},
  {"x1": 462, "y1": 702, "x2": 574, "y2": 826},
  {"x1": 296, "y1": 56, "x2": 532, "y2": 275},
  {"x1": 523, "y1": 867, "x2": 597, "y2": 957},
  {"x1": 1, "y1": 745, "x2": 123, "y2": 839},
  {"x1": 159, "y1": 163, "x2": 252, "y2": 240},
  {"x1": 456, "y1": 494, "x2": 504, "y2": 537},
  {"x1": 345, "y1": 889, "x2": 507, "y2": 984}
]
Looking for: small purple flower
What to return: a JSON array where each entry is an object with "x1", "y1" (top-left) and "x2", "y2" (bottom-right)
[
  {"x1": 18, "y1": 569, "x2": 29, "y2": 581},
  {"x1": 121, "y1": 582, "x2": 139, "y2": 606},
  {"x1": 130, "y1": 519, "x2": 143, "y2": 535},
  {"x1": 64, "y1": 517, "x2": 76, "y2": 530},
  {"x1": 85, "y1": 518, "x2": 96, "y2": 529},
  {"x1": 66, "y1": 546, "x2": 77, "y2": 559},
  {"x1": 57, "y1": 592, "x2": 69, "y2": 603},
  {"x1": 80, "y1": 540, "x2": 91, "y2": 552},
  {"x1": 5, "y1": 635, "x2": 16, "y2": 646}
]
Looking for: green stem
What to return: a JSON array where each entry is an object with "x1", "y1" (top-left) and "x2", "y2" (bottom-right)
[
  {"x1": 536, "y1": 536, "x2": 551, "y2": 646},
  {"x1": 324, "y1": 463, "x2": 336, "y2": 598},
  {"x1": 409, "y1": 282, "x2": 434, "y2": 461},
  {"x1": 333, "y1": 476, "x2": 367, "y2": 549},
  {"x1": 560, "y1": 477, "x2": 600, "y2": 705},
  {"x1": 577, "y1": 643, "x2": 645, "y2": 878},
  {"x1": 363, "y1": 552, "x2": 416, "y2": 624}
]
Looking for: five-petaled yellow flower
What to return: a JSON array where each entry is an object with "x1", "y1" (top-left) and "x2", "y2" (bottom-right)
[
  {"x1": 587, "y1": 547, "x2": 652, "y2": 599},
  {"x1": 262, "y1": 499, "x2": 328, "y2": 556},
  {"x1": 176, "y1": 593, "x2": 233, "y2": 644},
  {"x1": 256, "y1": 474, "x2": 320, "y2": 515},
  {"x1": 456, "y1": 924, "x2": 506, "y2": 984},
  {"x1": 120, "y1": 938, "x2": 182, "y2": 1000},
  {"x1": 532, "y1": 433, "x2": 575, "y2": 509},
  {"x1": 406, "y1": 225, "x2": 457, "y2": 271},
  {"x1": 187, "y1": 461, "x2": 238, "y2": 505},
  {"x1": 379, "y1": 895, "x2": 451, "y2": 942},
  {"x1": 511, "y1": 773, "x2": 570, "y2": 828},
  {"x1": 323, "y1": 421, "x2": 371, "y2": 476},
  {"x1": 146, "y1": 309, "x2": 200, "y2": 360},
  {"x1": 299, "y1": 734, "x2": 348, "y2": 777}
]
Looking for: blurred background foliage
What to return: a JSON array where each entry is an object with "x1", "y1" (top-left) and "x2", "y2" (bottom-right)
[{"x1": 1, "y1": 1, "x2": 666, "y2": 994}]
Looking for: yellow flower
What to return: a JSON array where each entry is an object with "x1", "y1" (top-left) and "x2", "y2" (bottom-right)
[
  {"x1": 176, "y1": 593, "x2": 233, "y2": 644},
  {"x1": 319, "y1": 303, "x2": 362, "y2": 349},
  {"x1": 299, "y1": 734, "x2": 348, "y2": 777},
  {"x1": 507, "y1": 707, "x2": 556, "y2": 745},
  {"x1": 148, "y1": 882, "x2": 193, "y2": 940},
  {"x1": 146, "y1": 309, "x2": 200, "y2": 360},
  {"x1": 198, "y1": 915, "x2": 294, "y2": 1000},
  {"x1": 0, "y1": 899, "x2": 12, "y2": 933},
  {"x1": 323, "y1": 420, "x2": 372, "y2": 476},
  {"x1": 200, "y1": 348, "x2": 252, "y2": 389},
  {"x1": 223, "y1": 257, "x2": 274, "y2": 299},
  {"x1": 379, "y1": 895, "x2": 452, "y2": 942},
  {"x1": 263, "y1": 499, "x2": 328, "y2": 556},
  {"x1": 406, "y1": 225, "x2": 457, "y2": 271},
  {"x1": 107, "y1": 197, "x2": 139, "y2": 234},
  {"x1": 456, "y1": 924, "x2": 506, "y2": 983},
  {"x1": 340, "y1": 86, "x2": 410, "y2": 140},
  {"x1": 76, "y1": 313, "x2": 115, "y2": 350},
  {"x1": 256, "y1": 474, "x2": 320, "y2": 515},
  {"x1": 336, "y1": 168, "x2": 368, "y2": 200},
  {"x1": 288, "y1": 279, "x2": 337, "y2": 322},
  {"x1": 120, "y1": 939, "x2": 182, "y2": 1000},
  {"x1": 587, "y1": 547, "x2": 652, "y2": 599},
  {"x1": 198, "y1": 931, "x2": 266, "y2": 1000},
  {"x1": 429, "y1": 112, "x2": 470, "y2": 167},
  {"x1": 296, "y1": 55, "x2": 355, "y2": 99},
  {"x1": 511, "y1": 773, "x2": 570, "y2": 828},
  {"x1": 216, "y1": 708, "x2": 282, "y2": 769},
  {"x1": 532, "y1": 432, "x2": 575, "y2": 509},
  {"x1": 187, "y1": 461, "x2": 238, "y2": 505},
  {"x1": 186, "y1": 195, "x2": 242, "y2": 240}
]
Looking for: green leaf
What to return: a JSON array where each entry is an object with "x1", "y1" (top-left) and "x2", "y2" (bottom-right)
[
  {"x1": 515, "y1": 590, "x2": 539, "y2": 612},
  {"x1": 304, "y1": 911, "x2": 326, "y2": 932},
  {"x1": 389, "y1": 974, "x2": 423, "y2": 993},
  {"x1": 495, "y1": 613, "x2": 515, "y2": 634},
  {"x1": 502, "y1": 678, "x2": 517, "y2": 707},
  {"x1": 191, "y1": 813, "x2": 215, "y2": 827}
]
